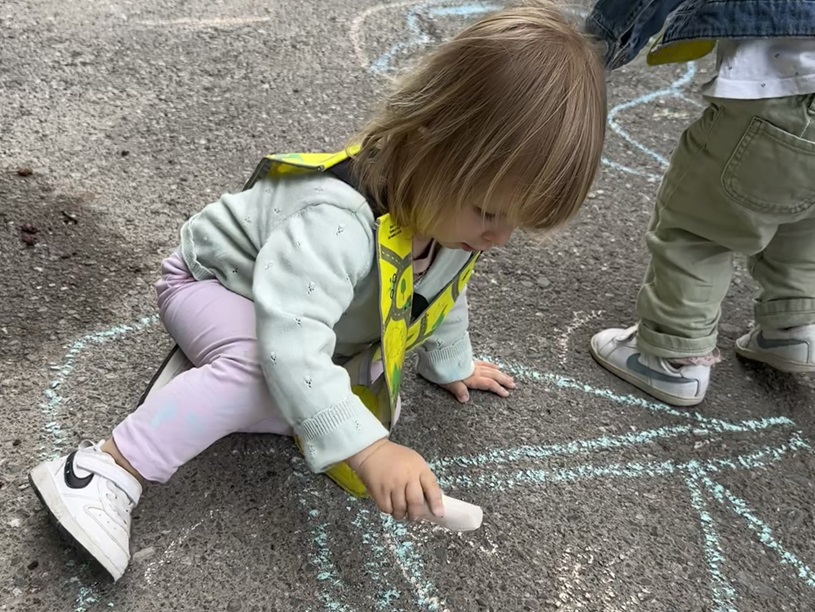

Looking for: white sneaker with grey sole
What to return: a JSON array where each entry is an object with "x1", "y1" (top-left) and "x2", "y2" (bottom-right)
[
  {"x1": 590, "y1": 326, "x2": 710, "y2": 407},
  {"x1": 29, "y1": 440, "x2": 142, "y2": 581},
  {"x1": 735, "y1": 324, "x2": 815, "y2": 373}
]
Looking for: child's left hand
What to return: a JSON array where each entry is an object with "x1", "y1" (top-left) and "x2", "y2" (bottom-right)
[{"x1": 438, "y1": 360, "x2": 516, "y2": 403}]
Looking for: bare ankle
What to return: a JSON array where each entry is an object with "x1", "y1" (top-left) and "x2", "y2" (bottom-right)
[{"x1": 101, "y1": 438, "x2": 146, "y2": 485}]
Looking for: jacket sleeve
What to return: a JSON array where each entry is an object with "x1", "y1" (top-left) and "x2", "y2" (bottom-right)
[
  {"x1": 585, "y1": 0, "x2": 688, "y2": 69},
  {"x1": 252, "y1": 203, "x2": 389, "y2": 473},
  {"x1": 414, "y1": 289, "x2": 475, "y2": 385}
]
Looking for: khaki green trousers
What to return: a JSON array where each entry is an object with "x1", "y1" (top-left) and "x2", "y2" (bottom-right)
[{"x1": 637, "y1": 93, "x2": 815, "y2": 359}]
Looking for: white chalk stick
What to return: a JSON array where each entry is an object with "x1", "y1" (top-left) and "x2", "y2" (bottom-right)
[{"x1": 420, "y1": 494, "x2": 483, "y2": 532}]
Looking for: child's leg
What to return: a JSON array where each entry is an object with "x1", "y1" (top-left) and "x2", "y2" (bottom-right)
[
  {"x1": 634, "y1": 103, "x2": 742, "y2": 360},
  {"x1": 28, "y1": 254, "x2": 292, "y2": 580},
  {"x1": 638, "y1": 94, "x2": 815, "y2": 356},
  {"x1": 750, "y1": 217, "x2": 815, "y2": 330},
  {"x1": 744, "y1": 92, "x2": 815, "y2": 331},
  {"x1": 592, "y1": 95, "x2": 815, "y2": 404},
  {"x1": 733, "y1": 95, "x2": 815, "y2": 369},
  {"x1": 112, "y1": 253, "x2": 291, "y2": 483},
  {"x1": 733, "y1": 218, "x2": 815, "y2": 372}
]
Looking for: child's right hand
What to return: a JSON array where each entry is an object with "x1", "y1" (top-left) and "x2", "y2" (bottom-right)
[{"x1": 346, "y1": 439, "x2": 444, "y2": 521}]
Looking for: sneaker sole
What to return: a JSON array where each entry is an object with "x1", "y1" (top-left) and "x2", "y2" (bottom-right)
[
  {"x1": 734, "y1": 343, "x2": 815, "y2": 373},
  {"x1": 29, "y1": 464, "x2": 126, "y2": 581},
  {"x1": 590, "y1": 343, "x2": 704, "y2": 407}
]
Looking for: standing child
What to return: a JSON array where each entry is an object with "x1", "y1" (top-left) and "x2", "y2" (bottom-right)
[
  {"x1": 29, "y1": 2, "x2": 606, "y2": 580},
  {"x1": 587, "y1": 0, "x2": 815, "y2": 406}
]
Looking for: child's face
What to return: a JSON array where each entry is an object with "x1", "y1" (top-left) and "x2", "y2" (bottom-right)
[{"x1": 429, "y1": 201, "x2": 517, "y2": 253}]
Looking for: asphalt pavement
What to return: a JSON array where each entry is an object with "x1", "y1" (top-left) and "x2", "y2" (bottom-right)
[{"x1": 2, "y1": 1, "x2": 815, "y2": 611}]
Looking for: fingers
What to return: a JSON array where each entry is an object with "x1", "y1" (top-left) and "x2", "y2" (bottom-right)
[
  {"x1": 470, "y1": 377, "x2": 511, "y2": 397},
  {"x1": 472, "y1": 363, "x2": 516, "y2": 391},
  {"x1": 390, "y1": 486, "x2": 408, "y2": 521},
  {"x1": 374, "y1": 487, "x2": 393, "y2": 517},
  {"x1": 492, "y1": 370, "x2": 516, "y2": 389},
  {"x1": 445, "y1": 381, "x2": 470, "y2": 403},
  {"x1": 420, "y1": 470, "x2": 444, "y2": 518},
  {"x1": 405, "y1": 479, "x2": 426, "y2": 521}
]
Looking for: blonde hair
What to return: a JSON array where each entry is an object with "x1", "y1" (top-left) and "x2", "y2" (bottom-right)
[{"x1": 350, "y1": 1, "x2": 606, "y2": 234}]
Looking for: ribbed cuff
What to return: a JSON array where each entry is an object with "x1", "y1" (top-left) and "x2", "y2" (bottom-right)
[
  {"x1": 296, "y1": 393, "x2": 389, "y2": 473},
  {"x1": 416, "y1": 335, "x2": 475, "y2": 385},
  {"x1": 179, "y1": 220, "x2": 216, "y2": 281}
]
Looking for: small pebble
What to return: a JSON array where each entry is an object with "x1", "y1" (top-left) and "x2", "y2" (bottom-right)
[{"x1": 131, "y1": 547, "x2": 155, "y2": 563}]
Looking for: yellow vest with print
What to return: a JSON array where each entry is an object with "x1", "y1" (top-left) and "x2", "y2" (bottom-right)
[{"x1": 244, "y1": 147, "x2": 480, "y2": 497}]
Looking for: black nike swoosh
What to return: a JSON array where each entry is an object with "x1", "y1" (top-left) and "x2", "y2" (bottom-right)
[{"x1": 64, "y1": 451, "x2": 94, "y2": 489}]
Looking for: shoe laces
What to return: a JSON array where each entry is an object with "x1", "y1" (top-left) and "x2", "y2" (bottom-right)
[{"x1": 105, "y1": 480, "x2": 135, "y2": 523}]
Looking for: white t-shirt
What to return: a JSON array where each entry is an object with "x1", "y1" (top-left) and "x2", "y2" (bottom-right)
[{"x1": 702, "y1": 38, "x2": 815, "y2": 99}]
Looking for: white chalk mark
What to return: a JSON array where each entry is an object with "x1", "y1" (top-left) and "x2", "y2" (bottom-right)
[
  {"x1": 606, "y1": 62, "x2": 696, "y2": 170},
  {"x1": 553, "y1": 547, "x2": 636, "y2": 611},
  {"x1": 438, "y1": 432, "x2": 809, "y2": 490},
  {"x1": 134, "y1": 17, "x2": 272, "y2": 29},
  {"x1": 475, "y1": 355, "x2": 796, "y2": 434},
  {"x1": 556, "y1": 309, "x2": 604, "y2": 367},
  {"x1": 353, "y1": 1, "x2": 500, "y2": 78},
  {"x1": 144, "y1": 515, "x2": 208, "y2": 585}
]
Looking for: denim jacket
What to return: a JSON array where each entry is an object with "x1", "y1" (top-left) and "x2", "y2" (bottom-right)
[{"x1": 586, "y1": 0, "x2": 815, "y2": 69}]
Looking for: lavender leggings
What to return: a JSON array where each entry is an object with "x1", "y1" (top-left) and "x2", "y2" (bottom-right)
[
  {"x1": 112, "y1": 254, "x2": 296, "y2": 482},
  {"x1": 114, "y1": 254, "x2": 394, "y2": 483}
]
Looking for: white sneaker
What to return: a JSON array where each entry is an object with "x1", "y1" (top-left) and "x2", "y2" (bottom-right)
[
  {"x1": 590, "y1": 326, "x2": 710, "y2": 407},
  {"x1": 735, "y1": 324, "x2": 815, "y2": 373},
  {"x1": 29, "y1": 440, "x2": 142, "y2": 581}
]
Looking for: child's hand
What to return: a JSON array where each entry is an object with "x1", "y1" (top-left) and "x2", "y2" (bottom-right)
[
  {"x1": 439, "y1": 360, "x2": 516, "y2": 403},
  {"x1": 347, "y1": 439, "x2": 444, "y2": 521}
]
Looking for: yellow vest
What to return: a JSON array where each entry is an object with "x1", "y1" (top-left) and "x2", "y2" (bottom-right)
[
  {"x1": 244, "y1": 147, "x2": 480, "y2": 496},
  {"x1": 647, "y1": 36, "x2": 715, "y2": 66}
]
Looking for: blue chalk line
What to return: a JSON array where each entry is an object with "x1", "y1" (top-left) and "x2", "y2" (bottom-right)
[
  {"x1": 697, "y1": 469, "x2": 815, "y2": 589},
  {"x1": 41, "y1": 315, "x2": 159, "y2": 460},
  {"x1": 475, "y1": 355, "x2": 796, "y2": 433},
  {"x1": 436, "y1": 433, "x2": 808, "y2": 490},
  {"x1": 370, "y1": 2, "x2": 500, "y2": 76},
  {"x1": 685, "y1": 474, "x2": 737, "y2": 612}
]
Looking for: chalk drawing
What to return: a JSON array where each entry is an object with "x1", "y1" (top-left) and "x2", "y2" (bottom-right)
[
  {"x1": 553, "y1": 546, "x2": 640, "y2": 611},
  {"x1": 43, "y1": 309, "x2": 815, "y2": 610},
  {"x1": 72, "y1": 582, "x2": 98, "y2": 612},
  {"x1": 39, "y1": 3, "x2": 815, "y2": 611},
  {"x1": 686, "y1": 473, "x2": 737, "y2": 611},
  {"x1": 144, "y1": 514, "x2": 210, "y2": 586},
  {"x1": 134, "y1": 17, "x2": 272, "y2": 29},
  {"x1": 39, "y1": 315, "x2": 158, "y2": 461},
  {"x1": 350, "y1": 1, "x2": 501, "y2": 77},
  {"x1": 300, "y1": 359, "x2": 812, "y2": 611},
  {"x1": 556, "y1": 310, "x2": 604, "y2": 367},
  {"x1": 380, "y1": 515, "x2": 450, "y2": 612}
]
